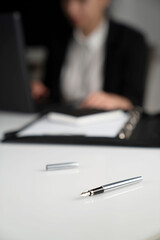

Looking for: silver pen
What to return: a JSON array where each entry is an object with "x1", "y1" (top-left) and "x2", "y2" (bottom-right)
[{"x1": 81, "y1": 176, "x2": 143, "y2": 197}]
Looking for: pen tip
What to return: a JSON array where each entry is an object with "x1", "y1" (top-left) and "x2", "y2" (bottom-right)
[{"x1": 80, "y1": 191, "x2": 90, "y2": 197}]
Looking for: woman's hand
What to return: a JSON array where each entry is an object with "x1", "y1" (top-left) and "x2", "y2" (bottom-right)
[
  {"x1": 31, "y1": 81, "x2": 50, "y2": 103},
  {"x1": 80, "y1": 91, "x2": 133, "y2": 110}
]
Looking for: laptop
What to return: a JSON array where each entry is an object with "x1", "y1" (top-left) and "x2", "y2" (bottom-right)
[{"x1": 0, "y1": 12, "x2": 39, "y2": 113}]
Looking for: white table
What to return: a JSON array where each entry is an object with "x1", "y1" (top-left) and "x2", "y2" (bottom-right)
[{"x1": 0, "y1": 111, "x2": 160, "y2": 240}]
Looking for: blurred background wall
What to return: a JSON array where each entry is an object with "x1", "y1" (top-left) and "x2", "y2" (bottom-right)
[
  {"x1": 1, "y1": 0, "x2": 160, "y2": 113},
  {"x1": 110, "y1": 0, "x2": 160, "y2": 52}
]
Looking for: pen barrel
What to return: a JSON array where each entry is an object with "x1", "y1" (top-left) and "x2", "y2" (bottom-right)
[{"x1": 103, "y1": 176, "x2": 142, "y2": 192}]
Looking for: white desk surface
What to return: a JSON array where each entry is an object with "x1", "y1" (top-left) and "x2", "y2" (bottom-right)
[{"x1": 0, "y1": 111, "x2": 160, "y2": 240}]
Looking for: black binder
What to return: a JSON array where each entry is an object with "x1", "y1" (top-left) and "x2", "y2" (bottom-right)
[{"x1": 2, "y1": 106, "x2": 160, "y2": 148}]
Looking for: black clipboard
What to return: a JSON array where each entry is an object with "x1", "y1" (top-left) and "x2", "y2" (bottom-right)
[{"x1": 2, "y1": 106, "x2": 160, "y2": 147}]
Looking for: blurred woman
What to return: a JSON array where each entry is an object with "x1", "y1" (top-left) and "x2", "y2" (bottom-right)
[{"x1": 31, "y1": 0, "x2": 148, "y2": 110}]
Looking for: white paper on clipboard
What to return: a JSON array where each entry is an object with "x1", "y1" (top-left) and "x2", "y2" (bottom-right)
[{"x1": 17, "y1": 110, "x2": 130, "y2": 138}]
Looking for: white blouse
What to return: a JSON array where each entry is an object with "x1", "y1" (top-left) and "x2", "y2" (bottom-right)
[{"x1": 60, "y1": 19, "x2": 109, "y2": 104}]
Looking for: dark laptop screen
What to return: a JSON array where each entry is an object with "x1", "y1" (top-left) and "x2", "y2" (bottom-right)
[{"x1": 0, "y1": 12, "x2": 35, "y2": 112}]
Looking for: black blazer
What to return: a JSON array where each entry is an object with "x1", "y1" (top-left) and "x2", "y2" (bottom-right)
[{"x1": 44, "y1": 19, "x2": 148, "y2": 106}]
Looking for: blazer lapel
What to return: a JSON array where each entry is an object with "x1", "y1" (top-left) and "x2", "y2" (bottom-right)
[{"x1": 103, "y1": 20, "x2": 119, "y2": 91}]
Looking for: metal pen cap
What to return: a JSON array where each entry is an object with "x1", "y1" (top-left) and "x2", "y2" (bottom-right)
[{"x1": 46, "y1": 162, "x2": 79, "y2": 171}]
